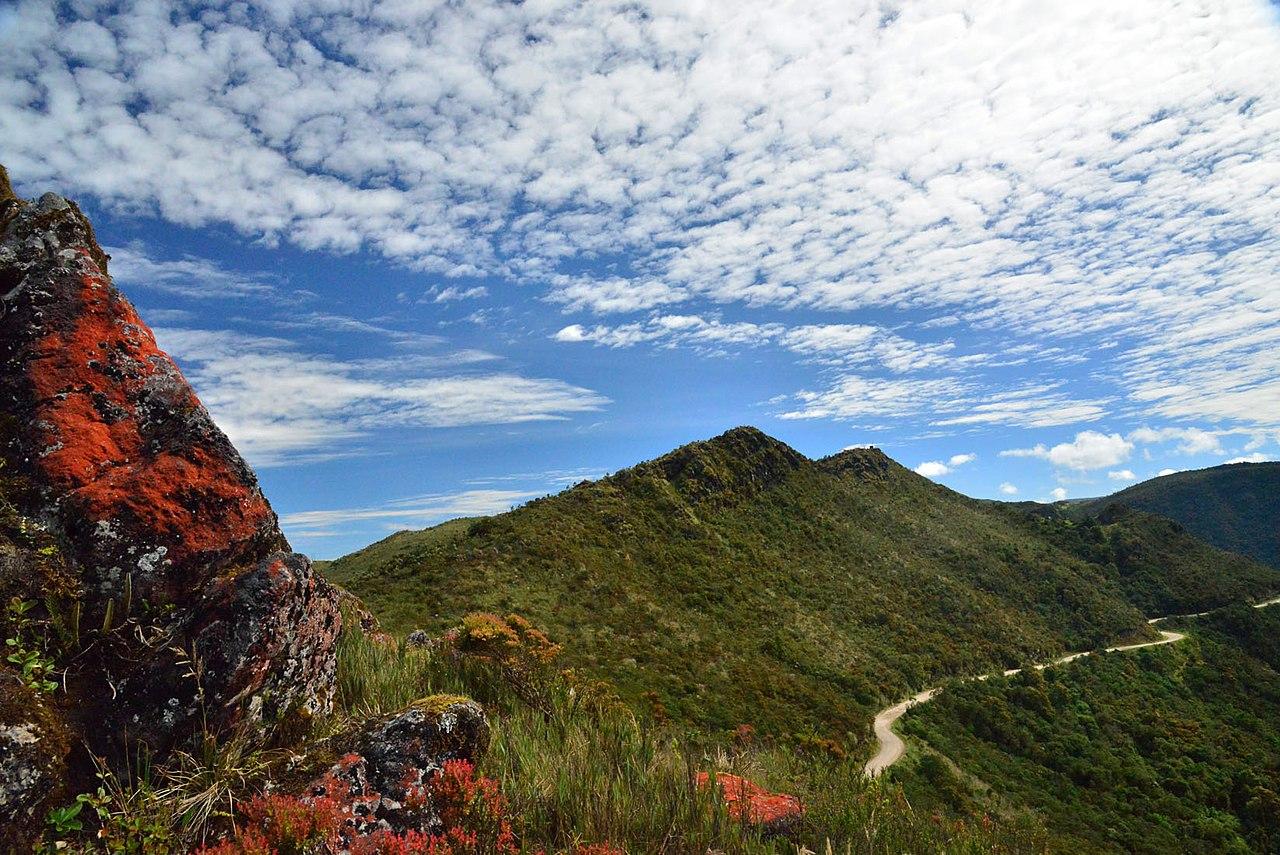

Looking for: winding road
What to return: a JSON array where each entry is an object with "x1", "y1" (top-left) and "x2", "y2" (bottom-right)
[{"x1": 863, "y1": 595, "x2": 1280, "y2": 778}]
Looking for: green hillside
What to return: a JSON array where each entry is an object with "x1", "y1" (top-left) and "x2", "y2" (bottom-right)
[
  {"x1": 993, "y1": 502, "x2": 1280, "y2": 617},
  {"x1": 898, "y1": 604, "x2": 1280, "y2": 854},
  {"x1": 327, "y1": 427, "x2": 1171, "y2": 749},
  {"x1": 1077, "y1": 462, "x2": 1280, "y2": 569}
]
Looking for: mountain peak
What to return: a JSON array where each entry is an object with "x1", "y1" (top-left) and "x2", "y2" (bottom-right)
[
  {"x1": 612, "y1": 426, "x2": 807, "y2": 506},
  {"x1": 817, "y1": 445, "x2": 896, "y2": 481}
]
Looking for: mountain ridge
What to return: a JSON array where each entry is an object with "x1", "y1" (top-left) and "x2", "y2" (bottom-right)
[
  {"x1": 1075, "y1": 461, "x2": 1280, "y2": 569},
  {"x1": 325, "y1": 426, "x2": 1277, "y2": 749}
]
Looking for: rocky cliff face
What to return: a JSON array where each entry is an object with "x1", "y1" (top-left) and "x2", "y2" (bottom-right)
[{"x1": 0, "y1": 167, "x2": 346, "y2": 845}]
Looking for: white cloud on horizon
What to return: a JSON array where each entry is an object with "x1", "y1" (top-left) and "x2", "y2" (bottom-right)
[
  {"x1": 1224, "y1": 452, "x2": 1273, "y2": 464},
  {"x1": 282, "y1": 489, "x2": 537, "y2": 538},
  {"x1": 998, "y1": 482, "x2": 1019, "y2": 495},
  {"x1": 1001, "y1": 430, "x2": 1134, "y2": 471}
]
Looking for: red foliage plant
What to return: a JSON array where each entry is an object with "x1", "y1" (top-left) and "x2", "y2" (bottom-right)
[{"x1": 198, "y1": 760, "x2": 514, "y2": 855}]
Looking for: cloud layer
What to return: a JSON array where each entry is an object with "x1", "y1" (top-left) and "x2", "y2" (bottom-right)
[{"x1": 4, "y1": 0, "x2": 1280, "y2": 441}]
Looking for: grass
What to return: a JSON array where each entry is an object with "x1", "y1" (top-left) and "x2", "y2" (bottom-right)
[
  {"x1": 326, "y1": 428, "x2": 1182, "y2": 749},
  {"x1": 332, "y1": 620, "x2": 1051, "y2": 854}
]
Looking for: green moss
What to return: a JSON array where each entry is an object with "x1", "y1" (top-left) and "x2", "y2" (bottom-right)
[
  {"x1": 0, "y1": 164, "x2": 15, "y2": 203},
  {"x1": 411, "y1": 694, "x2": 474, "y2": 716}
]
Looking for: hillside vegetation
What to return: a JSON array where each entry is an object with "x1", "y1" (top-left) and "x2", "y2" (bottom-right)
[
  {"x1": 327, "y1": 428, "x2": 1199, "y2": 750},
  {"x1": 993, "y1": 502, "x2": 1280, "y2": 617},
  {"x1": 1077, "y1": 462, "x2": 1280, "y2": 569},
  {"x1": 897, "y1": 604, "x2": 1280, "y2": 854}
]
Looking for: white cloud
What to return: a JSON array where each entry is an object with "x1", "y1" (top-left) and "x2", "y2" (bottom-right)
[
  {"x1": 914, "y1": 450, "x2": 975, "y2": 478},
  {"x1": 780, "y1": 376, "x2": 969, "y2": 422},
  {"x1": 998, "y1": 482, "x2": 1019, "y2": 495},
  {"x1": 6, "y1": 0, "x2": 1280, "y2": 432},
  {"x1": 1128, "y1": 426, "x2": 1224, "y2": 455},
  {"x1": 1157, "y1": 468, "x2": 1178, "y2": 476},
  {"x1": 914, "y1": 461, "x2": 951, "y2": 478},
  {"x1": 780, "y1": 375, "x2": 1105, "y2": 429},
  {"x1": 931, "y1": 384, "x2": 1109, "y2": 428},
  {"x1": 1224, "y1": 452, "x2": 1272, "y2": 464},
  {"x1": 106, "y1": 242, "x2": 278, "y2": 299},
  {"x1": 1108, "y1": 469, "x2": 1137, "y2": 481},
  {"x1": 425, "y1": 285, "x2": 489, "y2": 302},
  {"x1": 1001, "y1": 430, "x2": 1133, "y2": 471},
  {"x1": 554, "y1": 315, "x2": 967, "y2": 373},
  {"x1": 154, "y1": 327, "x2": 607, "y2": 467},
  {"x1": 282, "y1": 489, "x2": 536, "y2": 535},
  {"x1": 1050, "y1": 487, "x2": 1069, "y2": 501}
]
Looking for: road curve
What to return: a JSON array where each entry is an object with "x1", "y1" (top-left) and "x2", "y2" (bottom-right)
[
  {"x1": 863, "y1": 630, "x2": 1184, "y2": 777},
  {"x1": 865, "y1": 594, "x2": 1280, "y2": 778}
]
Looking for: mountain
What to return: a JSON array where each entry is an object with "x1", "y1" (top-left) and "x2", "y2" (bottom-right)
[
  {"x1": 3, "y1": 168, "x2": 1055, "y2": 855},
  {"x1": 1076, "y1": 462, "x2": 1280, "y2": 569},
  {"x1": 991, "y1": 503, "x2": 1280, "y2": 617},
  {"x1": 327, "y1": 427, "x2": 1234, "y2": 748}
]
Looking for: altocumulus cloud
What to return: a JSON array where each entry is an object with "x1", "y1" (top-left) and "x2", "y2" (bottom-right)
[{"x1": 3, "y1": 0, "x2": 1280, "y2": 435}]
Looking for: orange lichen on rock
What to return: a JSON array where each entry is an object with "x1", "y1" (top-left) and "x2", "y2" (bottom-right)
[
  {"x1": 28, "y1": 270, "x2": 273, "y2": 563},
  {"x1": 0, "y1": 177, "x2": 339, "y2": 760},
  {"x1": 0, "y1": 191, "x2": 284, "y2": 606}
]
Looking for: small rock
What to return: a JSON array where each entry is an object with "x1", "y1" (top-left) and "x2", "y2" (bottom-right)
[{"x1": 310, "y1": 696, "x2": 489, "y2": 838}]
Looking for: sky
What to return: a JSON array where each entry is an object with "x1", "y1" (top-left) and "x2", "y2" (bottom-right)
[{"x1": 3, "y1": 0, "x2": 1279, "y2": 558}]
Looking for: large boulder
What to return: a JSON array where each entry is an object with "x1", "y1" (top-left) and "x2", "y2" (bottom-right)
[{"x1": 0, "y1": 166, "x2": 343, "y2": 760}]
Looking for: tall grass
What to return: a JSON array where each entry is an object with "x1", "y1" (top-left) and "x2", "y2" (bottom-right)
[{"x1": 334, "y1": 625, "x2": 1049, "y2": 854}]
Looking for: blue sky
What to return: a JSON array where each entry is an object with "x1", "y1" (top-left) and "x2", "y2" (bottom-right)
[{"x1": 4, "y1": 0, "x2": 1279, "y2": 558}]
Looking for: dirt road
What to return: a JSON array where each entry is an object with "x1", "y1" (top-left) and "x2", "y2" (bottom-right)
[{"x1": 863, "y1": 629, "x2": 1185, "y2": 777}]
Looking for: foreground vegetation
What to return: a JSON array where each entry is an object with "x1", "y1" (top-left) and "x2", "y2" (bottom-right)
[
  {"x1": 895, "y1": 605, "x2": 1280, "y2": 854},
  {"x1": 327, "y1": 428, "x2": 1173, "y2": 749},
  {"x1": 33, "y1": 610, "x2": 1051, "y2": 853}
]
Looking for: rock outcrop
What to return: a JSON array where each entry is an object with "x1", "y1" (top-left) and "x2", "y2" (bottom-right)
[
  {"x1": 0, "y1": 673, "x2": 70, "y2": 851},
  {"x1": 310, "y1": 696, "x2": 490, "y2": 839},
  {"x1": 0, "y1": 165, "x2": 342, "y2": 773}
]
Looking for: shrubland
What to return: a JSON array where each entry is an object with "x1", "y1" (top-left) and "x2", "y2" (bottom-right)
[
  {"x1": 30, "y1": 607, "x2": 1050, "y2": 854},
  {"x1": 894, "y1": 606, "x2": 1280, "y2": 854}
]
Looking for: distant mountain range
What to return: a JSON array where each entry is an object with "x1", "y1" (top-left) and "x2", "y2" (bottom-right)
[
  {"x1": 1074, "y1": 461, "x2": 1280, "y2": 569},
  {"x1": 325, "y1": 427, "x2": 1280, "y2": 748}
]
